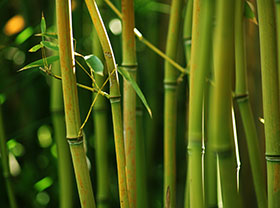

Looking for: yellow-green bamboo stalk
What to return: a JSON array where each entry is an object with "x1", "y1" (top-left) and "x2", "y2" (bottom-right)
[
  {"x1": 0, "y1": 105, "x2": 17, "y2": 208},
  {"x1": 187, "y1": 0, "x2": 214, "y2": 207},
  {"x1": 164, "y1": 0, "x2": 184, "y2": 207},
  {"x1": 234, "y1": 1, "x2": 267, "y2": 207},
  {"x1": 56, "y1": 0, "x2": 96, "y2": 207},
  {"x1": 121, "y1": 0, "x2": 137, "y2": 207},
  {"x1": 51, "y1": 58, "x2": 74, "y2": 208},
  {"x1": 256, "y1": 0, "x2": 280, "y2": 207},
  {"x1": 183, "y1": 1, "x2": 193, "y2": 206},
  {"x1": 84, "y1": 1, "x2": 129, "y2": 207},
  {"x1": 92, "y1": 26, "x2": 110, "y2": 208},
  {"x1": 212, "y1": 0, "x2": 241, "y2": 207}
]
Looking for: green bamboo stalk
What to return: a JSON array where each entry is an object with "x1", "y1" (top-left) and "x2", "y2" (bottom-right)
[
  {"x1": 183, "y1": 0, "x2": 193, "y2": 68},
  {"x1": 277, "y1": 1, "x2": 280, "y2": 92},
  {"x1": 163, "y1": 0, "x2": 184, "y2": 207},
  {"x1": 92, "y1": 22, "x2": 110, "y2": 208},
  {"x1": 51, "y1": 58, "x2": 74, "y2": 208},
  {"x1": 55, "y1": 0, "x2": 96, "y2": 207},
  {"x1": 187, "y1": 0, "x2": 214, "y2": 207},
  {"x1": 136, "y1": 104, "x2": 148, "y2": 208},
  {"x1": 0, "y1": 105, "x2": 17, "y2": 208},
  {"x1": 256, "y1": 0, "x2": 280, "y2": 207},
  {"x1": 183, "y1": 1, "x2": 193, "y2": 206},
  {"x1": 84, "y1": 1, "x2": 129, "y2": 207},
  {"x1": 234, "y1": 1, "x2": 267, "y2": 207},
  {"x1": 212, "y1": 0, "x2": 241, "y2": 207},
  {"x1": 121, "y1": 0, "x2": 137, "y2": 207}
]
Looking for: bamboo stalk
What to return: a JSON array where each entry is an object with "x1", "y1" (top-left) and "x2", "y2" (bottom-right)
[
  {"x1": 256, "y1": 0, "x2": 280, "y2": 207},
  {"x1": 84, "y1": 1, "x2": 129, "y2": 207},
  {"x1": 51, "y1": 58, "x2": 74, "y2": 208},
  {"x1": 0, "y1": 105, "x2": 17, "y2": 208},
  {"x1": 121, "y1": 0, "x2": 137, "y2": 207},
  {"x1": 183, "y1": 1, "x2": 193, "y2": 206},
  {"x1": 55, "y1": 0, "x2": 96, "y2": 207},
  {"x1": 92, "y1": 26, "x2": 110, "y2": 208},
  {"x1": 212, "y1": 0, "x2": 241, "y2": 207},
  {"x1": 187, "y1": 0, "x2": 214, "y2": 207},
  {"x1": 234, "y1": 1, "x2": 267, "y2": 207},
  {"x1": 163, "y1": 0, "x2": 184, "y2": 207}
]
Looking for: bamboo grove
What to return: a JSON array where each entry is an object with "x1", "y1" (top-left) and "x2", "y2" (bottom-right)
[{"x1": 2, "y1": 0, "x2": 280, "y2": 207}]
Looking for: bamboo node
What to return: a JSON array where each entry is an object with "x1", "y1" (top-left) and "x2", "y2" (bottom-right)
[
  {"x1": 266, "y1": 155, "x2": 280, "y2": 163},
  {"x1": 67, "y1": 136, "x2": 83, "y2": 145},
  {"x1": 233, "y1": 93, "x2": 249, "y2": 101},
  {"x1": 120, "y1": 64, "x2": 138, "y2": 72},
  {"x1": 109, "y1": 95, "x2": 121, "y2": 103}
]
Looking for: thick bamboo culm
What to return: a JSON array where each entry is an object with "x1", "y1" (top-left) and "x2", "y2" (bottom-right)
[
  {"x1": 163, "y1": 0, "x2": 184, "y2": 207},
  {"x1": 234, "y1": 0, "x2": 267, "y2": 207},
  {"x1": 211, "y1": 0, "x2": 241, "y2": 207},
  {"x1": 121, "y1": 0, "x2": 137, "y2": 207},
  {"x1": 84, "y1": 0, "x2": 129, "y2": 207},
  {"x1": 256, "y1": 0, "x2": 280, "y2": 207},
  {"x1": 187, "y1": 0, "x2": 214, "y2": 207},
  {"x1": 55, "y1": 0, "x2": 96, "y2": 207}
]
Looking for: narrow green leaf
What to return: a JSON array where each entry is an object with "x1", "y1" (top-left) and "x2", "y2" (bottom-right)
[
  {"x1": 18, "y1": 55, "x2": 59, "y2": 72},
  {"x1": 41, "y1": 41, "x2": 59, "y2": 51},
  {"x1": 41, "y1": 14, "x2": 46, "y2": 34},
  {"x1": 34, "y1": 177, "x2": 53, "y2": 192},
  {"x1": 84, "y1": 55, "x2": 104, "y2": 76},
  {"x1": 244, "y1": 1, "x2": 258, "y2": 25},
  {"x1": 29, "y1": 44, "x2": 43, "y2": 52},
  {"x1": 35, "y1": 32, "x2": 58, "y2": 39},
  {"x1": 118, "y1": 67, "x2": 152, "y2": 117}
]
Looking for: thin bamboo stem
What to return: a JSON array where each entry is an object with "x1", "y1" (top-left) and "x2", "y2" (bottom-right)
[
  {"x1": 187, "y1": 0, "x2": 214, "y2": 207},
  {"x1": 84, "y1": 1, "x2": 129, "y2": 207},
  {"x1": 234, "y1": 1, "x2": 267, "y2": 207},
  {"x1": 92, "y1": 9, "x2": 110, "y2": 208},
  {"x1": 163, "y1": 0, "x2": 184, "y2": 207},
  {"x1": 55, "y1": 0, "x2": 96, "y2": 207},
  {"x1": 212, "y1": 0, "x2": 241, "y2": 207},
  {"x1": 256, "y1": 0, "x2": 280, "y2": 207},
  {"x1": 51, "y1": 58, "x2": 74, "y2": 208},
  {"x1": 0, "y1": 105, "x2": 17, "y2": 208},
  {"x1": 121, "y1": 0, "x2": 137, "y2": 207}
]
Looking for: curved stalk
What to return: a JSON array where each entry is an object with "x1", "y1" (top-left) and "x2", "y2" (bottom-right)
[
  {"x1": 212, "y1": 0, "x2": 241, "y2": 207},
  {"x1": 234, "y1": 1, "x2": 267, "y2": 207},
  {"x1": 256, "y1": 0, "x2": 280, "y2": 207},
  {"x1": 163, "y1": 0, "x2": 184, "y2": 207},
  {"x1": 55, "y1": 0, "x2": 96, "y2": 207},
  {"x1": 84, "y1": 1, "x2": 129, "y2": 207}
]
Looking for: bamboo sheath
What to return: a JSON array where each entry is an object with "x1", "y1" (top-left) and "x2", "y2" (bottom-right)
[{"x1": 56, "y1": 0, "x2": 96, "y2": 207}]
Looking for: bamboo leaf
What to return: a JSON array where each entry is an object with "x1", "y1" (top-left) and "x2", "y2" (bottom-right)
[
  {"x1": 29, "y1": 44, "x2": 43, "y2": 52},
  {"x1": 84, "y1": 55, "x2": 104, "y2": 76},
  {"x1": 35, "y1": 32, "x2": 58, "y2": 39},
  {"x1": 245, "y1": 1, "x2": 258, "y2": 25},
  {"x1": 41, "y1": 14, "x2": 46, "y2": 34},
  {"x1": 18, "y1": 55, "x2": 59, "y2": 72},
  {"x1": 118, "y1": 67, "x2": 152, "y2": 117},
  {"x1": 41, "y1": 41, "x2": 59, "y2": 51}
]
